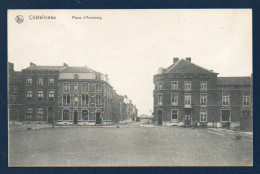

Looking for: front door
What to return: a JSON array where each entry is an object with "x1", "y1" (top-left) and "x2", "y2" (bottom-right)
[
  {"x1": 48, "y1": 107, "x2": 53, "y2": 123},
  {"x1": 184, "y1": 110, "x2": 191, "y2": 126},
  {"x1": 158, "y1": 110, "x2": 163, "y2": 125},
  {"x1": 73, "y1": 110, "x2": 78, "y2": 124},
  {"x1": 96, "y1": 111, "x2": 101, "y2": 124}
]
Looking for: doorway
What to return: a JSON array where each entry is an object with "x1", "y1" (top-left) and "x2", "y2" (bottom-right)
[
  {"x1": 158, "y1": 110, "x2": 163, "y2": 125},
  {"x1": 96, "y1": 110, "x2": 101, "y2": 124},
  {"x1": 184, "y1": 109, "x2": 191, "y2": 126},
  {"x1": 73, "y1": 110, "x2": 78, "y2": 124},
  {"x1": 48, "y1": 107, "x2": 53, "y2": 123}
]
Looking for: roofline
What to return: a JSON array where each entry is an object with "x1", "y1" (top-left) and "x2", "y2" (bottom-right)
[{"x1": 165, "y1": 58, "x2": 218, "y2": 74}]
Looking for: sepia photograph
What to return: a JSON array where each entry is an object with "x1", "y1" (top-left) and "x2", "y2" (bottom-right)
[{"x1": 7, "y1": 9, "x2": 252, "y2": 167}]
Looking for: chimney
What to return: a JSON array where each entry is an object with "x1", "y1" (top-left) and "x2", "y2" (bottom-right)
[
  {"x1": 30, "y1": 62, "x2": 36, "y2": 67},
  {"x1": 63, "y1": 63, "x2": 68, "y2": 67},
  {"x1": 186, "y1": 57, "x2": 191, "y2": 62},
  {"x1": 173, "y1": 57, "x2": 179, "y2": 63}
]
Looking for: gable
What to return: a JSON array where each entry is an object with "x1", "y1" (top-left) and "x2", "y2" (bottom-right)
[{"x1": 166, "y1": 59, "x2": 216, "y2": 74}]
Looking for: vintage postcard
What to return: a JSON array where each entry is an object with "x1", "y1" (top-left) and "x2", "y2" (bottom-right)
[{"x1": 8, "y1": 9, "x2": 252, "y2": 166}]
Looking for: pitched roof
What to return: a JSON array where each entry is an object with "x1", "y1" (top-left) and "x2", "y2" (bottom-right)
[
  {"x1": 166, "y1": 59, "x2": 217, "y2": 74},
  {"x1": 23, "y1": 66, "x2": 63, "y2": 71},
  {"x1": 217, "y1": 77, "x2": 252, "y2": 86},
  {"x1": 60, "y1": 66, "x2": 97, "y2": 73}
]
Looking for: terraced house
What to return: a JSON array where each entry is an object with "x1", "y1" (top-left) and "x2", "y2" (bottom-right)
[{"x1": 153, "y1": 58, "x2": 252, "y2": 131}]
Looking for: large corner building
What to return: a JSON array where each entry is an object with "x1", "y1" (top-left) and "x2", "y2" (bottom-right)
[{"x1": 153, "y1": 58, "x2": 252, "y2": 131}]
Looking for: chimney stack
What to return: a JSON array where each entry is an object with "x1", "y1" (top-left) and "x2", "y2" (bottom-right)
[
  {"x1": 63, "y1": 63, "x2": 68, "y2": 67},
  {"x1": 186, "y1": 57, "x2": 191, "y2": 62},
  {"x1": 173, "y1": 57, "x2": 179, "y2": 63},
  {"x1": 30, "y1": 62, "x2": 36, "y2": 67}
]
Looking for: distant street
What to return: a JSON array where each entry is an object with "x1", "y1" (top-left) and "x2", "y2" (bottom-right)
[{"x1": 8, "y1": 123, "x2": 253, "y2": 166}]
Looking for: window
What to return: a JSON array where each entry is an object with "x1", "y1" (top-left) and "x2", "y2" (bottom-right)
[
  {"x1": 48, "y1": 78, "x2": 54, "y2": 86},
  {"x1": 26, "y1": 78, "x2": 32, "y2": 86},
  {"x1": 63, "y1": 110, "x2": 70, "y2": 120},
  {"x1": 63, "y1": 94, "x2": 71, "y2": 105},
  {"x1": 200, "y1": 82, "x2": 207, "y2": 90},
  {"x1": 10, "y1": 110, "x2": 18, "y2": 120},
  {"x1": 171, "y1": 93, "x2": 178, "y2": 105},
  {"x1": 96, "y1": 95, "x2": 102, "y2": 107},
  {"x1": 158, "y1": 82, "x2": 162, "y2": 90},
  {"x1": 10, "y1": 86, "x2": 17, "y2": 92},
  {"x1": 26, "y1": 108, "x2": 32, "y2": 120},
  {"x1": 37, "y1": 107, "x2": 43, "y2": 120},
  {"x1": 221, "y1": 109, "x2": 230, "y2": 122},
  {"x1": 38, "y1": 78, "x2": 43, "y2": 86},
  {"x1": 200, "y1": 94, "x2": 207, "y2": 106},
  {"x1": 242, "y1": 109, "x2": 251, "y2": 117},
  {"x1": 171, "y1": 81, "x2": 178, "y2": 90},
  {"x1": 222, "y1": 91, "x2": 230, "y2": 106},
  {"x1": 171, "y1": 109, "x2": 178, "y2": 120},
  {"x1": 26, "y1": 91, "x2": 32, "y2": 101},
  {"x1": 74, "y1": 83, "x2": 78, "y2": 92},
  {"x1": 243, "y1": 91, "x2": 250, "y2": 106},
  {"x1": 82, "y1": 110, "x2": 89, "y2": 120},
  {"x1": 63, "y1": 83, "x2": 70, "y2": 92},
  {"x1": 96, "y1": 83, "x2": 102, "y2": 92},
  {"x1": 82, "y1": 94, "x2": 89, "y2": 107},
  {"x1": 74, "y1": 94, "x2": 78, "y2": 107},
  {"x1": 158, "y1": 94, "x2": 163, "y2": 105},
  {"x1": 184, "y1": 81, "x2": 191, "y2": 91},
  {"x1": 200, "y1": 110, "x2": 207, "y2": 122},
  {"x1": 37, "y1": 90, "x2": 43, "y2": 101},
  {"x1": 184, "y1": 94, "x2": 191, "y2": 107},
  {"x1": 82, "y1": 83, "x2": 89, "y2": 91},
  {"x1": 48, "y1": 90, "x2": 54, "y2": 101},
  {"x1": 11, "y1": 95, "x2": 17, "y2": 103}
]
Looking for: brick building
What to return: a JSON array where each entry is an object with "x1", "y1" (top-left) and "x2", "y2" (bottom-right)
[
  {"x1": 56, "y1": 65, "x2": 114, "y2": 125},
  {"x1": 21, "y1": 63, "x2": 63, "y2": 123},
  {"x1": 153, "y1": 58, "x2": 252, "y2": 130},
  {"x1": 8, "y1": 62, "x2": 23, "y2": 121},
  {"x1": 8, "y1": 62, "x2": 138, "y2": 125}
]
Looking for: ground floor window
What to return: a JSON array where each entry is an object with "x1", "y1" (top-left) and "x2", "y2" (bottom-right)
[
  {"x1": 200, "y1": 110, "x2": 207, "y2": 122},
  {"x1": 10, "y1": 110, "x2": 18, "y2": 120},
  {"x1": 171, "y1": 109, "x2": 178, "y2": 120},
  {"x1": 82, "y1": 110, "x2": 89, "y2": 120},
  {"x1": 221, "y1": 109, "x2": 230, "y2": 122},
  {"x1": 242, "y1": 109, "x2": 251, "y2": 117},
  {"x1": 37, "y1": 107, "x2": 43, "y2": 120},
  {"x1": 63, "y1": 110, "x2": 70, "y2": 120},
  {"x1": 26, "y1": 108, "x2": 32, "y2": 120}
]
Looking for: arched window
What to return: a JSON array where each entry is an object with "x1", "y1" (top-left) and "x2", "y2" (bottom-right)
[
  {"x1": 82, "y1": 110, "x2": 89, "y2": 120},
  {"x1": 63, "y1": 110, "x2": 70, "y2": 120}
]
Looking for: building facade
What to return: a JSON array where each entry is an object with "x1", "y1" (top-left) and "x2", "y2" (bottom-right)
[
  {"x1": 56, "y1": 65, "x2": 114, "y2": 125},
  {"x1": 8, "y1": 62, "x2": 138, "y2": 125},
  {"x1": 21, "y1": 63, "x2": 62, "y2": 123},
  {"x1": 153, "y1": 58, "x2": 252, "y2": 130},
  {"x1": 8, "y1": 62, "x2": 23, "y2": 121}
]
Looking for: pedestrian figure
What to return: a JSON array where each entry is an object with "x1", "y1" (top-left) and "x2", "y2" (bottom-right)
[
  {"x1": 226, "y1": 122, "x2": 230, "y2": 130},
  {"x1": 193, "y1": 121, "x2": 198, "y2": 129}
]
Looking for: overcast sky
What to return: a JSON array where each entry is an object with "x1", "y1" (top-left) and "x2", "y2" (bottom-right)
[{"x1": 8, "y1": 9, "x2": 252, "y2": 115}]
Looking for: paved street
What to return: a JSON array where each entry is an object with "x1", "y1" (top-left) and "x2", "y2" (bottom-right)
[{"x1": 8, "y1": 123, "x2": 253, "y2": 166}]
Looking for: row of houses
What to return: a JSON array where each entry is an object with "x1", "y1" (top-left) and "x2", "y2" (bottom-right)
[
  {"x1": 153, "y1": 58, "x2": 253, "y2": 131},
  {"x1": 8, "y1": 62, "x2": 138, "y2": 125}
]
